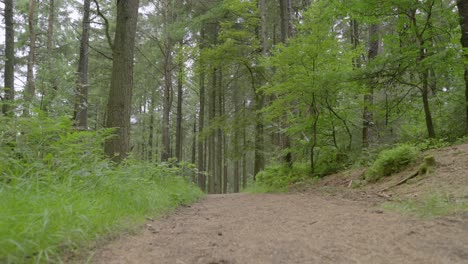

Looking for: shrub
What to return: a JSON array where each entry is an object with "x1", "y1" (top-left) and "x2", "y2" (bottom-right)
[
  {"x1": 254, "y1": 163, "x2": 310, "y2": 192},
  {"x1": 314, "y1": 147, "x2": 347, "y2": 177},
  {"x1": 365, "y1": 144, "x2": 419, "y2": 182}
]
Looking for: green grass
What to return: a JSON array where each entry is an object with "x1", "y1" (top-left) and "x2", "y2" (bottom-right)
[
  {"x1": 382, "y1": 193, "x2": 468, "y2": 218},
  {"x1": 0, "y1": 115, "x2": 204, "y2": 263},
  {"x1": 0, "y1": 169, "x2": 203, "y2": 263}
]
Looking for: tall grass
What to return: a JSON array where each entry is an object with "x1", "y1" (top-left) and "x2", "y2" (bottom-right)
[{"x1": 0, "y1": 115, "x2": 203, "y2": 263}]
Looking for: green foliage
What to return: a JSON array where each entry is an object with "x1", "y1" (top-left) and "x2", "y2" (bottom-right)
[
  {"x1": 254, "y1": 163, "x2": 311, "y2": 192},
  {"x1": 415, "y1": 138, "x2": 451, "y2": 151},
  {"x1": 383, "y1": 193, "x2": 468, "y2": 218},
  {"x1": 365, "y1": 144, "x2": 420, "y2": 182},
  {"x1": 0, "y1": 116, "x2": 203, "y2": 263},
  {"x1": 314, "y1": 147, "x2": 347, "y2": 177}
]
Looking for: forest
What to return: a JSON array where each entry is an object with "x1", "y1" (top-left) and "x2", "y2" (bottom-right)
[{"x1": 1, "y1": 0, "x2": 468, "y2": 262}]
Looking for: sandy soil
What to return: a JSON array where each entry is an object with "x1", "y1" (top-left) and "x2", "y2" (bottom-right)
[{"x1": 91, "y1": 193, "x2": 468, "y2": 264}]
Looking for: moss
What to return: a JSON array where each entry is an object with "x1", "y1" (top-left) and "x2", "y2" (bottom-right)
[{"x1": 418, "y1": 155, "x2": 436, "y2": 175}]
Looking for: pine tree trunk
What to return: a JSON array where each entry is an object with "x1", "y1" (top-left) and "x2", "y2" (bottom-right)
[
  {"x1": 279, "y1": 0, "x2": 293, "y2": 167},
  {"x1": 175, "y1": 60, "x2": 184, "y2": 162},
  {"x1": 23, "y1": 0, "x2": 37, "y2": 117},
  {"x1": 233, "y1": 92, "x2": 240, "y2": 193},
  {"x1": 208, "y1": 68, "x2": 217, "y2": 194},
  {"x1": 242, "y1": 99, "x2": 248, "y2": 189},
  {"x1": 363, "y1": 24, "x2": 379, "y2": 148},
  {"x1": 148, "y1": 89, "x2": 156, "y2": 161},
  {"x1": 41, "y1": 0, "x2": 57, "y2": 113},
  {"x1": 74, "y1": 0, "x2": 91, "y2": 129},
  {"x1": 161, "y1": 0, "x2": 173, "y2": 161},
  {"x1": 457, "y1": 0, "x2": 468, "y2": 134},
  {"x1": 197, "y1": 49, "x2": 206, "y2": 191},
  {"x1": 104, "y1": 0, "x2": 140, "y2": 162},
  {"x1": 2, "y1": 0, "x2": 15, "y2": 116}
]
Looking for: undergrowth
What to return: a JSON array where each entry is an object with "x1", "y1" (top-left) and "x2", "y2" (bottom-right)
[
  {"x1": 382, "y1": 193, "x2": 468, "y2": 218},
  {"x1": 248, "y1": 163, "x2": 311, "y2": 192},
  {"x1": 0, "y1": 115, "x2": 203, "y2": 263},
  {"x1": 365, "y1": 144, "x2": 420, "y2": 182}
]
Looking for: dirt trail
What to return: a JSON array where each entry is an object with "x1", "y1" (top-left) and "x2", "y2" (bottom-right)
[{"x1": 92, "y1": 193, "x2": 468, "y2": 264}]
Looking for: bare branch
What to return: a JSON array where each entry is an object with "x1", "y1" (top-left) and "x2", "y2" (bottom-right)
[{"x1": 92, "y1": 0, "x2": 114, "y2": 50}]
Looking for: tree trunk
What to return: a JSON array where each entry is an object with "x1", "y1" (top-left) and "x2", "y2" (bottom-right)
[
  {"x1": 197, "y1": 47, "x2": 206, "y2": 191},
  {"x1": 161, "y1": 0, "x2": 173, "y2": 162},
  {"x1": 74, "y1": 0, "x2": 91, "y2": 129},
  {"x1": 23, "y1": 0, "x2": 37, "y2": 117},
  {"x1": 2, "y1": 0, "x2": 15, "y2": 116},
  {"x1": 279, "y1": 0, "x2": 293, "y2": 167},
  {"x1": 233, "y1": 92, "x2": 240, "y2": 193},
  {"x1": 104, "y1": 0, "x2": 140, "y2": 162},
  {"x1": 242, "y1": 99, "x2": 248, "y2": 189},
  {"x1": 148, "y1": 88, "x2": 156, "y2": 161},
  {"x1": 363, "y1": 24, "x2": 379, "y2": 148},
  {"x1": 175, "y1": 58, "x2": 184, "y2": 162},
  {"x1": 422, "y1": 70, "x2": 436, "y2": 138},
  {"x1": 208, "y1": 68, "x2": 217, "y2": 194},
  {"x1": 41, "y1": 0, "x2": 57, "y2": 113},
  {"x1": 457, "y1": 0, "x2": 468, "y2": 134},
  {"x1": 192, "y1": 118, "x2": 197, "y2": 164},
  {"x1": 279, "y1": 0, "x2": 294, "y2": 41}
]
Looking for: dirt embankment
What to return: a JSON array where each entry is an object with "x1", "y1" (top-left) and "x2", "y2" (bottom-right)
[{"x1": 91, "y1": 193, "x2": 468, "y2": 264}]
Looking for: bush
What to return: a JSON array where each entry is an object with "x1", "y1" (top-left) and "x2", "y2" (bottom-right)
[
  {"x1": 314, "y1": 147, "x2": 347, "y2": 177},
  {"x1": 365, "y1": 144, "x2": 419, "y2": 182},
  {"x1": 254, "y1": 163, "x2": 310, "y2": 192}
]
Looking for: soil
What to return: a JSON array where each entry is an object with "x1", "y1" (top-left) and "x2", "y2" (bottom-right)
[
  {"x1": 90, "y1": 143, "x2": 468, "y2": 264},
  {"x1": 91, "y1": 193, "x2": 468, "y2": 264}
]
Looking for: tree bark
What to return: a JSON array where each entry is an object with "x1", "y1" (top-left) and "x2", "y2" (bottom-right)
[
  {"x1": 2, "y1": 0, "x2": 15, "y2": 116},
  {"x1": 41, "y1": 0, "x2": 57, "y2": 113},
  {"x1": 148, "y1": 88, "x2": 156, "y2": 161},
  {"x1": 161, "y1": 0, "x2": 173, "y2": 162},
  {"x1": 279, "y1": 0, "x2": 293, "y2": 167},
  {"x1": 242, "y1": 99, "x2": 248, "y2": 189},
  {"x1": 197, "y1": 53, "x2": 206, "y2": 191},
  {"x1": 175, "y1": 57, "x2": 184, "y2": 162},
  {"x1": 74, "y1": 0, "x2": 91, "y2": 129},
  {"x1": 23, "y1": 0, "x2": 37, "y2": 117},
  {"x1": 363, "y1": 24, "x2": 379, "y2": 147},
  {"x1": 104, "y1": 0, "x2": 140, "y2": 162},
  {"x1": 457, "y1": 0, "x2": 468, "y2": 134}
]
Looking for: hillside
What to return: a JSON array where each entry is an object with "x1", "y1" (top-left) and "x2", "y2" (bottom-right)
[{"x1": 300, "y1": 143, "x2": 468, "y2": 217}]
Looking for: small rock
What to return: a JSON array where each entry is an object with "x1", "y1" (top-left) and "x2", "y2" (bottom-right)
[{"x1": 218, "y1": 232, "x2": 223, "y2": 236}]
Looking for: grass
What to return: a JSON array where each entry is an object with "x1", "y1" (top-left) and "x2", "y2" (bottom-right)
[
  {"x1": 0, "y1": 169, "x2": 203, "y2": 263},
  {"x1": 382, "y1": 193, "x2": 468, "y2": 218},
  {"x1": 0, "y1": 115, "x2": 204, "y2": 263}
]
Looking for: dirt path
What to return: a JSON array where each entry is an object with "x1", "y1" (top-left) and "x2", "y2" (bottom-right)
[{"x1": 92, "y1": 193, "x2": 468, "y2": 264}]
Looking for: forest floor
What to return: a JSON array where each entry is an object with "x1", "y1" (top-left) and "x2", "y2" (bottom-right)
[{"x1": 88, "y1": 143, "x2": 468, "y2": 264}]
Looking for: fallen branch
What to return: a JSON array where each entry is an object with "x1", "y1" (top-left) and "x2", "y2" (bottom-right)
[{"x1": 380, "y1": 170, "x2": 419, "y2": 193}]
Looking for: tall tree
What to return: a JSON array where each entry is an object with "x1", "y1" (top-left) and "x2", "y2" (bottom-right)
[
  {"x1": 363, "y1": 24, "x2": 379, "y2": 147},
  {"x1": 175, "y1": 46, "x2": 184, "y2": 162},
  {"x1": 2, "y1": 0, "x2": 15, "y2": 116},
  {"x1": 197, "y1": 25, "x2": 207, "y2": 191},
  {"x1": 279, "y1": 0, "x2": 293, "y2": 167},
  {"x1": 104, "y1": 0, "x2": 140, "y2": 162},
  {"x1": 74, "y1": 0, "x2": 91, "y2": 129},
  {"x1": 457, "y1": 0, "x2": 468, "y2": 134},
  {"x1": 23, "y1": 0, "x2": 37, "y2": 117},
  {"x1": 161, "y1": 0, "x2": 174, "y2": 162}
]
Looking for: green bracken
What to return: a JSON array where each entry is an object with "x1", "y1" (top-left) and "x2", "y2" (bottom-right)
[
  {"x1": 0, "y1": 116, "x2": 204, "y2": 263},
  {"x1": 365, "y1": 144, "x2": 420, "y2": 182}
]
